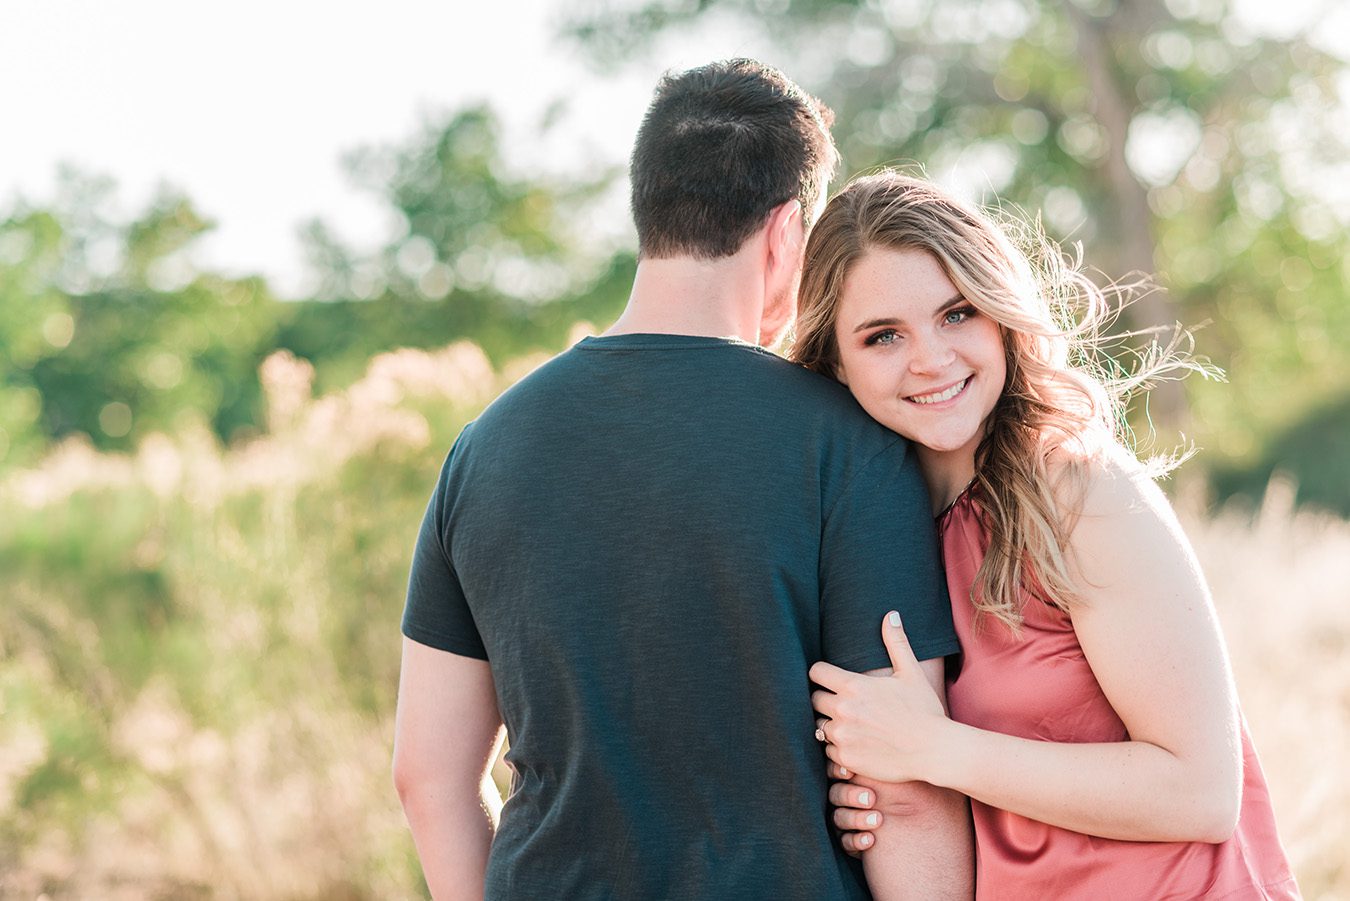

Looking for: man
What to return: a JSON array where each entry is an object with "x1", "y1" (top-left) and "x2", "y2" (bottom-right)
[{"x1": 393, "y1": 59, "x2": 971, "y2": 900}]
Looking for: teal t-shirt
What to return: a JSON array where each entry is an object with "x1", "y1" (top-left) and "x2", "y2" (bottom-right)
[{"x1": 403, "y1": 334, "x2": 958, "y2": 900}]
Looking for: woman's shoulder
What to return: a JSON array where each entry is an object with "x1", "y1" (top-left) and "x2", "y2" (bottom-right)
[
  {"x1": 1044, "y1": 440, "x2": 1170, "y2": 530},
  {"x1": 1044, "y1": 441, "x2": 1190, "y2": 588}
]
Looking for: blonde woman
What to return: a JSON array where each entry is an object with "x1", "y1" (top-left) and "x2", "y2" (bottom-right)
[{"x1": 793, "y1": 172, "x2": 1298, "y2": 899}]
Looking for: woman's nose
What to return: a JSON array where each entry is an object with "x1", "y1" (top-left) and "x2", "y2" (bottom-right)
[{"x1": 907, "y1": 331, "x2": 956, "y2": 374}]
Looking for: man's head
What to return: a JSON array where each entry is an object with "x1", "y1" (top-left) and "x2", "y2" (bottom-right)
[{"x1": 629, "y1": 59, "x2": 839, "y2": 262}]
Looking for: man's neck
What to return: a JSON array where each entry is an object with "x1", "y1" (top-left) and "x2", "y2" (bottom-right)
[{"x1": 604, "y1": 254, "x2": 766, "y2": 344}]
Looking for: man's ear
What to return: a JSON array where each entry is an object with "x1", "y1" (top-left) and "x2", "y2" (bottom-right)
[
  {"x1": 765, "y1": 199, "x2": 804, "y2": 275},
  {"x1": 755, "y1": 199, "x2": 806, "y2": 348}
]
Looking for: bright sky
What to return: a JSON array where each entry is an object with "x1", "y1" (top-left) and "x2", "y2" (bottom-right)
[{"x1": 1, "y1": 0, "x2": 1344, "y2": 298}]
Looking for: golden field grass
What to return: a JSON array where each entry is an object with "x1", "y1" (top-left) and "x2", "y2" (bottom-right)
[
  {"x1": 1, "y1": 335, "x2": 1346, "y2": 899},
  {"x1": 1190, "y1": 478, "x2": 1350, "y2": 898}
]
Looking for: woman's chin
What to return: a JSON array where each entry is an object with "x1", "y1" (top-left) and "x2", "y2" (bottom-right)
[
  {"x1": 863, "y1": 411, "x2": 979, "y2": 458},
  {"x1": 909, "y1": 431, "x2": 981, "y2": 457}
]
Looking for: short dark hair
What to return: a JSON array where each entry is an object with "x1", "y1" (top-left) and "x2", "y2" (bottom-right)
[{"x1": 629, "y1": 59, "x2": 838, "y2": 260}]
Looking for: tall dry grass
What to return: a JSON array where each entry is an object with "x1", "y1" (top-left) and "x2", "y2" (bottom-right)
[
  {"x1": 1, "y1": 330, "x2": 1346, "y2": 898},
  {"x1": 1187, "y1": 478, "x2": 1350, "y2": 898},
  {"x1": 1, "y1": 338, "x2": 543, "y2": 898}
]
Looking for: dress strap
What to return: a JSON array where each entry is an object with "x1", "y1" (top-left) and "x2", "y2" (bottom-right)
[{"x1": 935, "y1": 476, "x2": 978, "y2": 523}]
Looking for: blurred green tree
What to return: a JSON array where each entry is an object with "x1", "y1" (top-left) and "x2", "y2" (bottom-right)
[
  {"x1": 566, "y1": 0, "x2": 1350, "y2": 479},
  {"x1": 0, "y1": 107, "x2": 636, "y2": 466},
  {"x1": 0, "y1": 171, "x2": 281, "y2": 463},
  {"x1": 0, "y1": 205, "x2": 67, "y2": 467},
  {"x1": 282, "y1": 105, "x2": 633, "y2": 392}
]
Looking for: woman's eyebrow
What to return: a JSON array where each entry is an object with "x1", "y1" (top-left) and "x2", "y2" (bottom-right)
[
  {"x1": 851, "y1": 294, "x2": 966, "y2": 333},
  {"x1": 852, "y1": 317, "x2": 899, "y2": 333}
]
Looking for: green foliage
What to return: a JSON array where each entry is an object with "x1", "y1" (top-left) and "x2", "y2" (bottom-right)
[
  {"x1": 2, "y1": 486, "x2": 169, "y2": 860},
  {"x1": 1212, "y1": 394, "x2": 1350, "y2": 516},
  {"x1": 287, "y1": 104, "x2": 631, "y2": 390},
  {"x1": 0, "y1": 204, "x2": 78, "y2": 467},
  {"x1": 275, "y1": 249, "x2": 634, "y2": 394},
  {"x1": 304, "y1": 105, "x2": 613, "y2": 303},
  {"x1": 0, "y1": 177, "x2": 284, "y2": 460},
  {"x1": 43, "y1": 273, "x2": 279, "y2": 447},
  {"x1": 0, "y1": 106, "x2": 633, "y2": 472}
]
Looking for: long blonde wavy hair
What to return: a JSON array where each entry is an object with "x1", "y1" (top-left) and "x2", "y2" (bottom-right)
[{"x1": 792, "y1": 172, "x2": 1193, "y2": 630}]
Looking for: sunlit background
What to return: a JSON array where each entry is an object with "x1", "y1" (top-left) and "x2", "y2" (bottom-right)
[{"x1": 2, "y1": 0, "x2": 1348, "y2": 897}]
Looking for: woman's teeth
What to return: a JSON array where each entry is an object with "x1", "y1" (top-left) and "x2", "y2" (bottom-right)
[{"x1": 908, "y1": 377, "x2": 969, "y2": 405}]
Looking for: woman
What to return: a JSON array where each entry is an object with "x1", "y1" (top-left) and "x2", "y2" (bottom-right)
[{"x1": 793, "y1": 172, "x2": 1298, "y2": 899}]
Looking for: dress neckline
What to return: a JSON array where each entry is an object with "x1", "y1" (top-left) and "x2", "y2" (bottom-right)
[{"x1": 936, "y1": 477, "x2": 978, "y2": 523}]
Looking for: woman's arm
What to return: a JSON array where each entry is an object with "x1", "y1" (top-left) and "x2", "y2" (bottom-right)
[{"x1": 812, "y1": 458, "x2": 1242, "y2": 843}]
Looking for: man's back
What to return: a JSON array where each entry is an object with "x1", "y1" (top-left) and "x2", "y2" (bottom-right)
[{"x1": 403, "y1": 334, "x2": 957, "y2": 899}]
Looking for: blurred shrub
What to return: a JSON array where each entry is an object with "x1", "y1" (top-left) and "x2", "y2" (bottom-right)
[
  {"x1": 0, "y1": 336, "x2": 553, "y2": 897},
  {"x1": 1212, "y1": 393, "x2": 1350, "y2": 517}
]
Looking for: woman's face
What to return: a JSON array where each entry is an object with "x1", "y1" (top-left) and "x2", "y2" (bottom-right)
[{"x1": 833, "y1": 246, "x2": 1007, "y2": 465}]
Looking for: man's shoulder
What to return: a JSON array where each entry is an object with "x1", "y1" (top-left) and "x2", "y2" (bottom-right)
[
  {"x1": 465, "y1": 345, "x2": 588, "y2": 425},
  {"x1": 457, "y1": 339, "x2": 906, "y2": 456},
  {"x1": 759, "y1": 358, "x2": 910, "y2": 448},
  {"x1": 753, "y1": 353, "x2": 864, "y2": 406}
]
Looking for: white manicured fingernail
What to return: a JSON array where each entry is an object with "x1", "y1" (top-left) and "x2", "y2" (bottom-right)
[
  {"x1": 887, "y1": 611, "x2": 901, "y2": 627},
  {"x1": 858, "y1": 791, "x2": 870, "y2": 805},
  {"x1": 866, "y1": 813, "x2": 880, "y2": 827}
]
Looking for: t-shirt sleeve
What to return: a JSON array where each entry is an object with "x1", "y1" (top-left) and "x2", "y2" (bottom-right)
[
  {"x1": 819, "y1": 438, "x2": 959, "y2": 672},
  {"x1": 401, "y1": 431, "x2": 489, "y2": 660}
]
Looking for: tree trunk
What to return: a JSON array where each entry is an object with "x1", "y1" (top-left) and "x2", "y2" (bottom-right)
[{"x1": 1068, "y1": 2, "x2": 1190, "y2": 430}]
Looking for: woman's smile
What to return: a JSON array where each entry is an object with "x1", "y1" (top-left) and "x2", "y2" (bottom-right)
[{"x1": 905, "y1": 375, "x2": 973, "y2": 406}]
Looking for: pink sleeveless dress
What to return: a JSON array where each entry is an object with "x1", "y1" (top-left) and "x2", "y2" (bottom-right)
[{"x1": 939, "y1": 489, "x2": 1299, "y2": 900}]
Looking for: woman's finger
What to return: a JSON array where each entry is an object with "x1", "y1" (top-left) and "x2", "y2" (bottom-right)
[
  {"x1": 833, "y1": 806, "x2": 883, "y2": 832},
  {"x1": 810, "y1": 689, "x2": 841, "y2": 719},
  {"x1": 829, "y1": 781, "x2": 875, "y2": 810},
  {"x1": 881, "y1": 611, "x2": 923, "y2": 677},
  {"x1": 809, "y1": 660, "x2": 855, "y2": 691},
  {"x1": 827, "y1": 761, "x2": 852, "y2": 780},
  {"x1": 840, "y1": 831, "x2": 875, "y2": 856}
]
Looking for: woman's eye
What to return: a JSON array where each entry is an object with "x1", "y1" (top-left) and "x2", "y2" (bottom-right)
[
  {"x1": 865, "y1": 329, "x2": 898, "y2": 347},
  {"x1": 944, "y1": 306, "x2": 976, "y2": 325}
]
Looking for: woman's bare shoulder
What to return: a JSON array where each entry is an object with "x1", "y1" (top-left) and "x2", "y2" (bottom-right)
[{"x1": 1044, "y1": 440, "x2": 1168, "y2": 526}]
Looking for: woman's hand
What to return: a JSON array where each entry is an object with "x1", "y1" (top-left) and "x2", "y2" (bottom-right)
[
  {"x1": 827, "y1": 762, "x2": 881, "y2": 855},
  {"x1": 810, "y1": 612, "x2": 954, "y2": 784}
]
